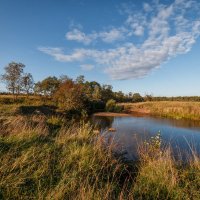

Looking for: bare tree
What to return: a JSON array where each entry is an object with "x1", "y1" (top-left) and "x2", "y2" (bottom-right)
[{"x1": 1, "y1": 62, "x2": 25, "y2": 97}]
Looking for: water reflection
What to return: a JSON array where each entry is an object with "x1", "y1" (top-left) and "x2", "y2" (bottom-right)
[{"x1": 92, "y1": 114, "x2": 200, "y2": 161}]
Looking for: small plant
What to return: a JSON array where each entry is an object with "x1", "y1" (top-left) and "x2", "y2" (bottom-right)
[{"x1": 139, "y1": 131, "x2": 162, "y2": 161}]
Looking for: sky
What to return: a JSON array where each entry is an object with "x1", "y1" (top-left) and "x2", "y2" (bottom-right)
[{"x1": 0, "y1": 0, "x2": 200, "y2": 96}]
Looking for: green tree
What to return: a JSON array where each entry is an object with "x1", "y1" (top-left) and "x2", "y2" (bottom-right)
[
  {"x1": 21, "y1": 73, "x2": 34, "y2": 96},
  {"x1": 101, "y1": 85, "x2": 113, "y2": 102},
  {"x1": 132, "y1": 93, "x2": 144, "y2": 103},
  {"x1": 1, "y1": 62, "x2": 25, "y2": 97},
  {"x1": 34, "y1": 76, "x2": 60, "y2": 96},
  {"x1": 114, "y1": 91, "x2": 125, "y2": 102},
  {"x1": 75, "y1": 75, "x2": 85, "y2": 84}
]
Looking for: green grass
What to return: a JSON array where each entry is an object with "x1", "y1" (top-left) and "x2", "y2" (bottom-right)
[
  {"x1": 0, "y1": 112, "x2": 200, "y2": 199},
  {"x1": 0, "y1": 115, "x2": 133, "y2": 199}
]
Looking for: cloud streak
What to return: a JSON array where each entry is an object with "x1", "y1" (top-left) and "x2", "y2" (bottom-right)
[
  {"x1": 39, "y1": 0, "x2": 200, "y2": 80},
  {"x1": 65, "y1": 27, "x2": 127, "y2": 44}
]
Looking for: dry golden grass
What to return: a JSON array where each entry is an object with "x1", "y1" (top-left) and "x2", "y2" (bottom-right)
[{"x1": 122, "y1": 101, "x2": 200, "y2": 120}]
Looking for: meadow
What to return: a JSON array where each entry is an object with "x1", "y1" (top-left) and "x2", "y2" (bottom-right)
[
  {"x1": 122, "y1": 101, "x2": 200, "y2": 121},
  {"x1": 0, "y1": 99, "x2": 200, "y2": 199}
]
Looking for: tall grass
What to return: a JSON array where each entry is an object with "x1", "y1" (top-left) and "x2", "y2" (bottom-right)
[
  {"x1": 0, "y1": 114, "x2": 200, "y2": 199},
  {"x1": 122, "y1": 101, "x2": 200, "y2": 120},
  {"x1": 0, "y1": 115, "x2": 132, "y2": 199}
]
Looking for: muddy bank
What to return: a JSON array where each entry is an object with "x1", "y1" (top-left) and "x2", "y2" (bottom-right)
[{"x1": 93, "y1": 112, "x2": 132, "y2": 117}]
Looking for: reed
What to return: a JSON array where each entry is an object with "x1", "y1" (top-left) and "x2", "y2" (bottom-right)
[{"x1": 0, "y1": 114, "x2": 200, "y2": 199}]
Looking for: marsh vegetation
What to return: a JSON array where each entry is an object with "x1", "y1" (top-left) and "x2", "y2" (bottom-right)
[{"x1": 1, "y1": 62, "x2": 200, "y2": 199}]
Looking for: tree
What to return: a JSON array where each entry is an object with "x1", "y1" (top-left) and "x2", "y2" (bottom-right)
[
  {"x1": 132, "y1": 93, "x2": 144, "y2": 103},
  {"x1": 59, "y1": 75, "x2": 72, "y2": 83},
  {"x1": 114, "y1": 91, "x2": 125, "y2": 102},
  {"x1": 1, "y1": 62, "x2": 25, "y2": 97},
  {"x1": 144, "y1": 94, "x2": 153, "y2": 102},
  {"x1": 75, "y1": 75, "x2": 85, "y2": 84},
  {"x1": 92, "y1": 85, "x2": 102, "y2": 101},
  {"x1": 21, "y1": 73, "x2": 34, "y2": 95},
  {"x1": 53, "y1": 80, "x2": 85, "y2": 111},
  {"x1": 101, "y1": 84, "x2": 114, "y2": 102},
  {"x1": 34, "y1": 76, "x2": 60, "y2": 96}
]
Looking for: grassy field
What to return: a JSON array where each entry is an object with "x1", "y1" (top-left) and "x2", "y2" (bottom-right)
[
  {"x1": 122, "y1": 101, "x2": 200, "y2": 120},
  {"x1": 0, "y1": 99, "x2": 200, "y2": 199}
]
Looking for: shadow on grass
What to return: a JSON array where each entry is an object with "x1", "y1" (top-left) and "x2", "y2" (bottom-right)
[
  {"x1": 17, "y1": 105, "x2": 58, "y2": 116},
  {"x1": 0, "y1": 135, "x2": 53, "y2": 156}
]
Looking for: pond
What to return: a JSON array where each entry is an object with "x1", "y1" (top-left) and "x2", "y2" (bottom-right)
[{"x1": 92, "y1": 113, "x2": 200, "y2": 161}]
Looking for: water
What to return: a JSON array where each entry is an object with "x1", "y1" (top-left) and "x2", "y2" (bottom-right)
[{"x1": 92, "y1": 114, "x2": 200, "y2": 161}]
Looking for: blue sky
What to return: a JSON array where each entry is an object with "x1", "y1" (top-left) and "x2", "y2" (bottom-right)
[{"x1": 0, "y1": 0, "x2": 200, "y2": 96}]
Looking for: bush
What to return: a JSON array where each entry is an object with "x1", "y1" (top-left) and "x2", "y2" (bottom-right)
[
  {"x1": 105, "y1": 99, "x2": 116, "y2": 112},
  {"x1": 105, "y1": 99, "x2": 123, "y2": 113}
]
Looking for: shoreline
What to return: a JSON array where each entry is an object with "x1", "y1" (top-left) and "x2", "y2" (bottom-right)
[{"x1": 93, "y1": 112, "x2": 132, "y2": 117}]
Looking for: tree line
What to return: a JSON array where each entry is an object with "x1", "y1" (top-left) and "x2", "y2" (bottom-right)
[
  {"x1": 1, "y1": 62, "x2": 200, "y2": 111},
  {"x1": 0, "y1": 62, "x2": 145, "y2": 111}
]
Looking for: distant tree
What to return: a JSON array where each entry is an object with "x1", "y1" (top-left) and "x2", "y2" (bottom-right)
[
  {"x1": 101, "y1": 84, "x2": 114, "y2": 102},
  {"x1": 21, "y1": 73, "x2": 34, "y2": 96},
  {"x1": 34, "y1": 76, "x2": 60, "y2": 96},
  {"x1": 132, "y1": 93, "x2": 144, "y2": 103},
  {"x1": 144, "y1": 94, "x2": 153, "y2": 102},
  {"x1": 59, "y1": 75, "x2": 72, "y2": 83},
  {"x1": 75, "y1": 75, "x2": 85, "y2": 84},
  {"x1": 83, "y1": 81, "x2": 101, "y2": 101},
  {"x1": 1, "y1": 62, "x2": 25, "y2": 97},
  {"x1": 128, "y1": 92, "x2": 133, "y2": 98},
  {"x1": 114, "y1": 91, "x2": 125, "y2": 102}
]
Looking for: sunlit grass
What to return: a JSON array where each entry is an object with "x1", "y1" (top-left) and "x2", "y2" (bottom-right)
[
  {"x1": 0, "y1": 114, "x2": 200, "y2": 199},
  {"x1": 122, "y1": 101, "x2": 200, "y2": 120}
]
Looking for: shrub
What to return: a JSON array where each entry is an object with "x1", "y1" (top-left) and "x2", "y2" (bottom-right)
[{"x1": 105, "y1": 99, "x2": 116, "y2": 112}]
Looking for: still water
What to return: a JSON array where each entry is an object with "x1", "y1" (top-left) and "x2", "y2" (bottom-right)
[{"x1": 92, "y1": 114, "x2": 200, "y2": 161}]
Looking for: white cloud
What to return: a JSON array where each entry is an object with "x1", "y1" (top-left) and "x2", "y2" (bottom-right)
[
  {"x1": 65, "y1": 29, "x2": 96, "y2": 45},
  {"x1": 38, "y1": 47, "x2": 87, "y2": 62},
  {"x1": 80, "y1": 64, "x2": 94, "y2": 71},
  {"x1": 99, "y1": 28, "x2": 126, "y2": 43},
  {"x1": 39, "y1": 0, "x2": 200, "y2": 80},
  {"x1": 65, "y1": 27, "x2": 127, "y2": 44}
]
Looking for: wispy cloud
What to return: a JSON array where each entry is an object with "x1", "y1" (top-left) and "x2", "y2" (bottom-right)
[
  {"x1": 39, "y1": 0, "x2": 200, "y2": 80},
  {"x1": 65, "y1": 27, "x2": 127, "y2": 44},
  {"x1": 80, "y1": 64, "x2": 94, "y2": 71},
  {"x1": 65, "y1": 29, "x2": 96, "y2": 45}
]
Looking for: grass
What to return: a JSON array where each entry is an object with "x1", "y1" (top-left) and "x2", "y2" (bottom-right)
[
  {"x1": 122, "y1": 101, "x2": 200, "y2": 120},
  {"x1": 0, "y1": 100, "x2": 200, "y2": 199},
  {"x1": 0, "y1": 115, "x2": 134, "y2": 199}
]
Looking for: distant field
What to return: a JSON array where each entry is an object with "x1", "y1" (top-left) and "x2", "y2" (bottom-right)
[{"x1": 121, "y1": 101, "x2": 200, "y2": 120}]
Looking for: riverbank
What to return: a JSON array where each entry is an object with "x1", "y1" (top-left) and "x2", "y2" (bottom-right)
[
  {"x1": 94, "y1": 112, "x2": 132, "y2": 117},
  {"x1": 121, "y1": 101, "x2": 200, "y2": 121},
  {"x1": 0, "y1": 111, "x2": 200, "y2": 199},
  {"x1": 0, "y1": 114, "x2": 200, "y2": 199}
]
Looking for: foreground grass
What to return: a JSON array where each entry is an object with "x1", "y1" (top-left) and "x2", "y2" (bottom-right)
[
  {"x1": 0, "y1": 114, "x2": 200, "y2": 199},
  {"x1": 122, "y1": 101, "x2": 200, "y2": 120},
  {"x1": 0, "y1": 115, "x2": 133, "y2": 199}
]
